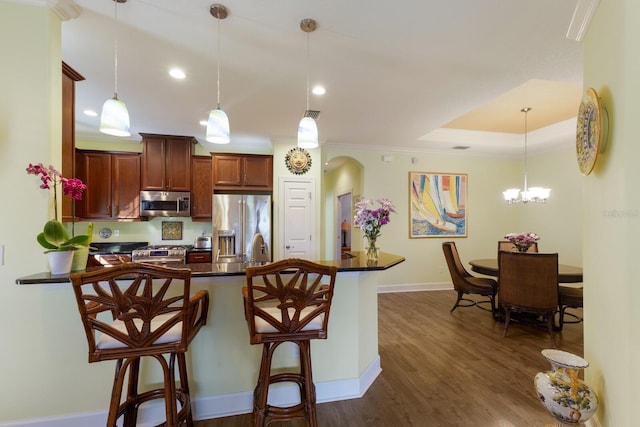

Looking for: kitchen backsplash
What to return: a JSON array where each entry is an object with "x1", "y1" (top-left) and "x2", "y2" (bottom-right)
[{"x1": 69, "y1": 218, "x2": 213, "y2": 247}]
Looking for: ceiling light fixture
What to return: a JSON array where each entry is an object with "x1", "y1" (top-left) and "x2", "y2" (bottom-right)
[
  {"x1": 297, "y1": 18, "x2": 318, "y2": 149},
  {"x1": 100, "y1": 0, "x2": 131, "y2": 137},
  {"x1": 503, "y1": 107, "x2": 551, "y2": 204},
  {"x1": 205, "y1": 4, "x2": 230, "y2": 145},
  {"x1": 169, "y1": 68, "x2": 186, "y2": 79}
]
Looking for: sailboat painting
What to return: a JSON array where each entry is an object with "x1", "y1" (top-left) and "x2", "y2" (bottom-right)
[{"x1": 409, "y1": 172, "x2": 467, "y2": 238}]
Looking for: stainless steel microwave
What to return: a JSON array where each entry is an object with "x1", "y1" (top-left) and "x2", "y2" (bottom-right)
[{"x1": 140, "y1": 191, "x2": 190, "y2": 217}]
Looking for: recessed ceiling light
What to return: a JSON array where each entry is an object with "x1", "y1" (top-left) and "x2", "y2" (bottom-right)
[
  {"x1": 169, "y1": 68, "x2": 186, "y2": 79},
  {"x1": 84, "y1": 109, "x2": 98, "y2": 117},
  {"x1": 199, "y1": 120, "x2": 208, "y2": 126},
  {"x1": 312, "y1": 85, "x2": 326, "y2": 95}
]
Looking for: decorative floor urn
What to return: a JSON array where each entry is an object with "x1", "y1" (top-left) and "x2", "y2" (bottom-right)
[{"x1": 534, "y1": 349, "x2": 598, "y2": 425}]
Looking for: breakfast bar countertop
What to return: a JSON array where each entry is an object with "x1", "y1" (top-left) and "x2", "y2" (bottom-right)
[{"x1": 15, "y1": 252, "x2": 405, "y2": 285}]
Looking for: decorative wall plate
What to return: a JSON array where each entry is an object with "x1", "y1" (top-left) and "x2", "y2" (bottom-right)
[
  {"x1": 285, "y1": 147, "x2": 312, "y2": 175},
  {"x1": 99, "y1": 227, "x2": 112, "y2": 239},
  {"x1": 576, "y1": 87, "x2": 608, "y2": 175}
]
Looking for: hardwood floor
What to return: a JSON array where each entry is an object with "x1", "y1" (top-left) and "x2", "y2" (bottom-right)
[{"x1": 195, "y1": 290, "x2": 584, "y2": 427}]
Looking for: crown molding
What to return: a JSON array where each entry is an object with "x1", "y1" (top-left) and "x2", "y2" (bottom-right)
[
  {"x1": 566, "y1": 0, "x2": 600, "y2": 41},
  {"x1": 48, "y1": 0, "x2": 82, "y2": 21}
]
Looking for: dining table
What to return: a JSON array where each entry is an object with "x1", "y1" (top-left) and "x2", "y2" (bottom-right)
[{"x1": 469, "y1": 258, "x2": 583, "y2": 283}]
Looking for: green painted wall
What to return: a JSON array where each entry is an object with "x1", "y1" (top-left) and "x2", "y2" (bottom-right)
[{"x1": 582, "y1": 1, "x2": 639, "y2": 425}]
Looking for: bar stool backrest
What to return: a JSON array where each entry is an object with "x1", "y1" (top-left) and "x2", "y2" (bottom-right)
[
  {"x1": 71, "y1": 263, "x2": 207, "y2": 363},
  {"x1": 244, "y1": 258, "x2": 338, "y2": 345}
]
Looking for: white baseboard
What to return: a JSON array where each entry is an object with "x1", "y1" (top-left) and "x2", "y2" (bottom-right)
[
  {"x1": 377, "y1": 282, "x2": 452, "y2": 293},
  {"x1": 0, "y1": 357, "x2": 382, "y2": 427}
]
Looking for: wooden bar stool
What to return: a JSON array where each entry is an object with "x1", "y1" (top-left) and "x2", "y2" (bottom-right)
[
  {"x1": 71, "y1": 263, "x2": 209, "y2": 427},
  {"x1": 243, "y1": 258, "x2": 338, "y2": 427}
]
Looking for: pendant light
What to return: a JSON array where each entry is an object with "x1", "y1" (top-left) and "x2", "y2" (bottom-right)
[
  {"x1": 100, "y1": 0, "x2": 131, "y2": 137},
  {"x1": 205, "y1": 4, "x2": 230, "y2": 145},
  {"x1": 503, "y1": 107, "x2": 551, "y2": 204},
  {"x1": 297, "y1": 18, "x2": 318, "y2": 149}
]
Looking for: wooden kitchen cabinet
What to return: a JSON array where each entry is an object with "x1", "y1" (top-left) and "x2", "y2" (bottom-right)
[
  {"x1": 191, "y1": 155, "x2": 212, "y2": 221},
  {"x1": 187, "y1": 251, "x2": 212, "y2": 264},
  {"x1": 75, "y1": 151, "x2": 141, "y2": 219},
  {"x1": 61, "y1": 62, "x2": 84, "y2": 222},
  {"x1": 140, "y1": 133, "x2": 195, "y2": 191},
  {"x1": 212, "y1": 154, "x2": 273, "y2": 191}
]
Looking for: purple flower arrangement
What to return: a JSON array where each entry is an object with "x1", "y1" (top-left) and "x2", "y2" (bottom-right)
[
  {"x1": 504, "y1": 232, "x2": 540, "y2": 252},
  {"x1": 26, "y1": 163, "x2": 87, "y2": 221},
  {"x1": 354, "y1": 198, "x2": 396, "y2": 243}
]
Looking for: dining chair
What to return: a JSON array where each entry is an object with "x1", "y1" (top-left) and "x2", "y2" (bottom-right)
[
  {"x1": 442, "y1": 241, "x2": 498, "y2": 318},
  {"x1": 558, "y1": 285, "x2": 583, "y2": 330},
  {"x1": 71, "y1": 263, "x2": 209, "y2": 427},
  {"x1": 242, "y1": 258, "x2": 338, "y2": 427},
  {"x1": 497, "y1": 240, "x2": 539, "y2": 253},
  {"x1": 498, "y1": 251, "x2": 558, "y2": 346}
]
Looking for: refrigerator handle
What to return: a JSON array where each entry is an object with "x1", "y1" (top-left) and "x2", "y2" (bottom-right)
[{"x1": 240, "y1": 199, "x2": 246, "y2": 261}]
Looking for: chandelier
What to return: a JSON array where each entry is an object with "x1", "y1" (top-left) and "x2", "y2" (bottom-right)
[{"x1": 503, "y1": 107, "x2": 551, "y2": 204}]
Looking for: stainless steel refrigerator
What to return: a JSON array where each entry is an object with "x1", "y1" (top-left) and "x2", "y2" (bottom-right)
[{"x1": 212, "y1": 193, "x2": 272, "y2": 264}]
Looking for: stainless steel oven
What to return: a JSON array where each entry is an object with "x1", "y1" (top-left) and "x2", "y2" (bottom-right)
[{"x1": 131, "y1": 245, "x2": 188, "y2": 264}]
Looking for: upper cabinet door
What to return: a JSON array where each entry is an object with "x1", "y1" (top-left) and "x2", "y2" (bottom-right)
[
  {"x1": 113, "y1": 154, "x2": 141, "y2": 218},
  {"x1": 243, "y1": 155, "x2": 273, "y2": 189},
  {"x1": 141, "y1": 138, "x2": 166, "y2": 191},
  {"x1": 212, "y1": 155, "x2": 243, "y2": 188},
  {"x1": 76, "y1": 151, "x2": 112, "y2": 218},
  {"x1": 165, "y1": 138, "x2": 192, "y2": 191}
]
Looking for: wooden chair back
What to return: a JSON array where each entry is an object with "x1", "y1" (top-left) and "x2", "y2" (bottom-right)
[
  {"x1": 498, "y1": 251, "x2": 558, "y2": 312},
  {"x1": 244, "y1": 258, "x2": 337, "y2": 345},
  {"x1": 498, "y1": 240, "x2": 538, "y2": 253},
  {"x1": 71, "y1": 263, "x2": 209, "y2": 363},
  {"x1": 442, "y1": 241, "x2": 473, "y2": 286}
]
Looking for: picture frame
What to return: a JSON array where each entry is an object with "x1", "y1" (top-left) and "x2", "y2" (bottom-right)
[
  {"x1": 162, "y1": 221, "x2": 183, "y2": 240},
  {"x1": 409, "y1": 172, "x2": 467, "y2": 238}
]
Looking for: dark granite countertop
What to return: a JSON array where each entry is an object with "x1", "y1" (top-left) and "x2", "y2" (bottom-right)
[
  {"x1": 89, "y1": 241, "x2": 148, "y2": 255},
  {"x1": 15, "y1": 252, "x2": 405, "y2": 285}
]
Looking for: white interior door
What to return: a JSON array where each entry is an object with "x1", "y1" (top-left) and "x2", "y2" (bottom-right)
[{"x1": 280, "y1": 178, "x2": 315, "y2": 259}]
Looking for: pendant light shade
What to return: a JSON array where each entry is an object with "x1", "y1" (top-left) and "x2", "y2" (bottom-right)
[
  {"x1": 206, "y1": 108, "x2": 230, "y2": 144},
  {"x1": 100, "y1": 0, "x2": 130, "y2": 137},
  {"x1": 298, "y1": 18, "x2": 318, "y2": 149},
  {"x1": 100, "y1": 96, "x2": 130, "y2": 137},
  {"x1": 298, "y1": 116, "x2": 318, "y2": 149},
  {"x1": 204, "y1": 4, "x2": 230, "y2": 146}
]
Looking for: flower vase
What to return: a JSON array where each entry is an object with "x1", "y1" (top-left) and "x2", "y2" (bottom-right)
[
  {"x1": 534, "y1": 349, "x2": 598, "y2": 425},
  {"x1": 515, "y1": 244, "x2": 529, "y2": 252},
  {"x1": 48, "y1": 251, "x2": 74, "y2": 275},
  {"x1": 71, "y1": 246, "x2": 89, "y2": 272},
  {"x1": 365, "y1": 237, "x2": 379, "y2": 264}
]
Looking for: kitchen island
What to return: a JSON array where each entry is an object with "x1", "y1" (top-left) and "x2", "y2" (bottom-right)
[{"x1": 14, "y1": 252, "x2": 404, "y2": 426}]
